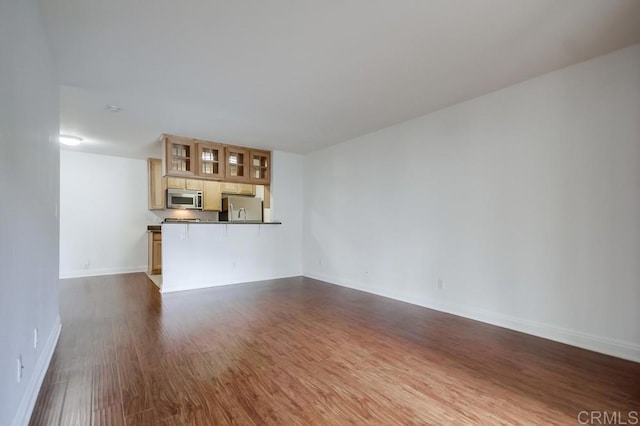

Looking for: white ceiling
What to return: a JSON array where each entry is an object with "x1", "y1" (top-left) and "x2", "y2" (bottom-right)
[{"x1": 39, "y1": 0, "x2": 640, "y2": 158}]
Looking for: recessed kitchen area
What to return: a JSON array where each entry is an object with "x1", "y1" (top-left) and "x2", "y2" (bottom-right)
[{"x1": 146, "y1": 134, "x2": 285, "y2": 292}]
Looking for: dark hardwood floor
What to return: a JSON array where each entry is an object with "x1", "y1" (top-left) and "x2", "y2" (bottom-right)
[{"x1": 30, "y1": 274, "x2": 639, "y2": 425}]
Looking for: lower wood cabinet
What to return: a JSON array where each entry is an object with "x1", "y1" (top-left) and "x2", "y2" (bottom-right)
[{"x1": 148, "y1": 232, "x2": 162, "y2": 274}]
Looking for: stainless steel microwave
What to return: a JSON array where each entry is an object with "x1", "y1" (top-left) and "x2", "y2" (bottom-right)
[{"x1": 166, "y1": 189, "x2": 202, "y2": 210}]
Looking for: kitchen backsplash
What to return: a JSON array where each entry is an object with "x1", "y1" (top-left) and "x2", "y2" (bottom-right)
[{"x1": 147, "y1": 210, "x2": 219, "y2": 223}]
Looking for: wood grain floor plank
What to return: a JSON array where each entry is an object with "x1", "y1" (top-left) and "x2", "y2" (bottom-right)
[
  {"x1": 92, "y1": 362, "x2": 120, "y2": 411},
  {"x1": 125, "y1": 408, "x2": 160, "y2": 426},
  {"x1": 29, "y1": 381, "x2": 67, "y2": 426},
  {"x1": 91, "y1": 404, "x2": 125, "y2": 426},
  {"x1": 117, "y1": 360, "x2": 153, "y2": 418},
  {"x1": 58, "y1": 363, "x2": 93, "y2": 426},
  {"x1": 29, "y1": 273, "x2": 640, "y2": 425}
]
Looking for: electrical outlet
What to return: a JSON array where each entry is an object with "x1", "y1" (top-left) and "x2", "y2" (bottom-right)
[
  {"x1": 34, "y1": 328, "x2": 38, "y2": 349},
  {"x1": 17, "y1": 356, "x2": 23, "y2": 382},
  {"x1": 84, "y1": 259, "x2": 91, "y2": 269},
  {"x1": 437, "y1": 278, "x2": 444, "y2": 290}
]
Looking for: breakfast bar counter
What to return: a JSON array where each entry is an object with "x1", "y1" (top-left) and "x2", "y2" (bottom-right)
[
  {"x1": 160, "y1": 220, "x2": 296, "y2": 293},
  {"x1": 148, "y1": 222, "x2": 281, "y2": 231}
]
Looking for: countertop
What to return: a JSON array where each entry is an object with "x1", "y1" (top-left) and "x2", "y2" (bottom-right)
[{"x1": 148, "y1": 222, "x2": 281, "y2": 231}]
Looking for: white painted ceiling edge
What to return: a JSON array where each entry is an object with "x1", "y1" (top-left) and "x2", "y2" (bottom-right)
[{"x1": 39, "y1": 0, "x2": 640, "y2": 158}]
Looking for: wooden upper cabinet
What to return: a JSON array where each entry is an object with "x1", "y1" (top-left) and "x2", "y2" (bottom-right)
[
  {"x1": 161, "y1": 134, "x2": 270, "y2": 183},
  {"x1": 202, "y1": 181, "x2": 222, "y2": 211},
  {"x1": 148, "y1": 158, "x2": 165, "y2": 210},
  {"x1": 166, "y1": 176, "x2": 185, "y2": 189},
  {"x1": 224, "y1": 146, "x2": 250, "y2": 182},
  {"x1": 237, "y1": 183, "x2": 256, "y2": 195},
  {"x1": 249, "y1": 150, "x2": 271, "y2": 184},
  {"x1": 164, "y1": 134, "x2": 196, "y2": 177},
  {"x1": 220, "y1": 182, "x2": 255, "y2": 196},
  {"x1": 196, "y1": 142, "x2": 224, "y2": 180},
  {"x1": 166, "y1": 177, "x2": 203, "y2": 191},
  {"x1": 185, "y1": 179, "x2": 203, "y2": 191}
]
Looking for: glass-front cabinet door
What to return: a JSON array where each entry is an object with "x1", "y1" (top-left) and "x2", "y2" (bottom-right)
[
  {"x1": 164, "y1": 135, "x2": 196, "y2": 176},
  {"x1": 197, "y1": 142, "x2": 224, "y2": 179},
  {"x1": 224, "y1": 146, "x2": 250, "y2": 181},
  {"x1": 250, "y1": 150, "x2": 271, "y2": 184}
]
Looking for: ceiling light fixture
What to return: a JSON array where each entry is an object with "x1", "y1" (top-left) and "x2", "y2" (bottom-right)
[
  {"x1": 58, "y1": 134, "x2": 83, "y2": 146},
  {"x1": 104, "y1": 104, "x2": 121, "y2": 112}
]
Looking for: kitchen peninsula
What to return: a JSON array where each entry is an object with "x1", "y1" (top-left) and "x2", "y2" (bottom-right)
[
  {"x1": 161, "y1": 220, "x2": 290, "y2": 293},
  {"x1": 147, "y1": 136, "x2": 302, "y2": 293}
]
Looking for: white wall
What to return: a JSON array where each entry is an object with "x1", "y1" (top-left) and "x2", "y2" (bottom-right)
[
  {"x1": 303, "y1": 44, "x2": 640, "y2": 362},
  {"x1": 163, "y1": 151, "x2": 304, "y2": 292},
  {"x1": 270, "y1": 150, "x2": 304, "y2": 260},
  {"x1": 59, "y1": 151, "x2": 163, "y2": 277},
  {"x1": 0, "y1": 1, "x2": 61, "y2": 425}
]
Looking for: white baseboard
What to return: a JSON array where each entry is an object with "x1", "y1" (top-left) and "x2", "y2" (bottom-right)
[
  {"x1": 59, "y1": 265, "x2": 147, "y2": 279},
  {"x1": 12, "y1": 317, "x2": 61, "y2": 426},
  {"x1": 304, "y1": 272, "x2": 640, "y2": 364}
]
